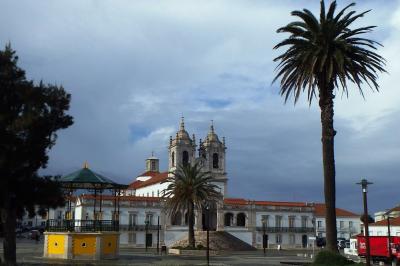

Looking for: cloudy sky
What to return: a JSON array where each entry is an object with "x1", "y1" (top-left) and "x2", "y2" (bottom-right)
[{"x1": 1, "y1": 0, "x2": 399, "y2": 213}]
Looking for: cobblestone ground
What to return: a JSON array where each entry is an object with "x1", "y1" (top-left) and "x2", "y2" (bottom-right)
[{"x1": 0, "y1": 238, "x2": 315, "y2": 265}]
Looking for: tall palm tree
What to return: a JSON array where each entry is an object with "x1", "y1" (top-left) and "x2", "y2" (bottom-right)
[
  {"x1": 273, "y1": 1, "x2": 386, "y2": 251},
  {"x1": 162, "y1": 163, "x2": 221, "y2": 248}
]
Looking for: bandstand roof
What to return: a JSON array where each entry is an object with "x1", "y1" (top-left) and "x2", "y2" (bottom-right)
[{"x1": 60, "y1": 162, "x2": 127, "y2": 190}]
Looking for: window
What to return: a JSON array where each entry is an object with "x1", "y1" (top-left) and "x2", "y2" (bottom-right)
[
  {"x1": 237, "y1": 213, "x2": 246, "y2": 227},
  {"x1": 171, "y1": 152, "x2": 175, "y2": 167},
  {"x1": 339, "y1": 221, "x2": 344, "y2": 229},
  {"x1": 261, "y1": 215, "x2": 269, "y2": 227},
  {"x1": 128, "y1": 232, "x2": 136, "y2": 244},
  {"x1": 182, "y1": 151, "x2": 189, "y2": 166},
  {"x1": 276, "y1": 234, "x2": 282, "y2": 244},
  {"x1": 275, "y1": 216, "x2": 282, "y2": 228},
  {"x1": 317, "y1": 221, "x2": 323, "y2": 228},
  {"x1": 224, "y1": 213, "x2": 233, "y2": 226},
  {"x1": 151, "y1": 191, "x2": 154, "y2": 197},
  {"x1": 129, "y1": 213, "x2": 137, "y2": 226},
  {"x1": 157, "y1": 190, "x2": 160, "y2": 197},
  {"x1": 289, "y1": 234, "x2": 295, "y2": 245},
  {"x1": 146, "y1": 213, "x2": 153, "y2": 225},
  {"x1": 289, "y1": 216, "x2": 295, "y2": 228},
  {"x1": 318, "y1": 233, "x2": 323, "y2": 238},
  {"x1": 349, "y1": 221, "x2": 353, "y2": 228},
  {"x1": 301, "y1": 217, "x2": 308, "y2": 228},
  {"x1": 151, "y1": 160, "x2": 156, "y2": 171},
  {"x1": 213, "y1": 153, "x2": 219, "y2": 169}
]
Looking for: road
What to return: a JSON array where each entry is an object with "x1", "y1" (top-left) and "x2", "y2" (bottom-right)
[{"x1": 0, "y1": 238, "x2": 314, "y2": 265}]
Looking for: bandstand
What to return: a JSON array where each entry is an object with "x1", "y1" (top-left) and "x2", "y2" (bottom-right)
[{"x1": 43, "y1": 163, "x2": 127, "y2": 260}]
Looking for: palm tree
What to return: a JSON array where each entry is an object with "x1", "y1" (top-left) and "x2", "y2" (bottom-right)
[
  {"x1": 162, "y1": 163, "x2": 221, "y2": 248},
  {"x1": 273, "y1": 1, "x2": 386, "y2": 251}
]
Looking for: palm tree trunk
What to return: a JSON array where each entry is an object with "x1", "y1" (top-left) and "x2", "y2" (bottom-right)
[
  {"x1": 188, "y1": 201, "x2": 195, "y2": 248},
  {"x1": 1, "y1": 199, "x2": 17, "y2": 265},
  {"x1": 319, "y1": 84, "x2": 338, "y2": 252}
]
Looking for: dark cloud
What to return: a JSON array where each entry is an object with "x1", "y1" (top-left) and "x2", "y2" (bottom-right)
[{"x1": 0, "y1": 0, "x2": 399, "y2": 215}]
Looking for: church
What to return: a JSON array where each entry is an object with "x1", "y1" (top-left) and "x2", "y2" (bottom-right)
[{"x1": 39, "y1": 118, "x2": 360, "y2": 249}]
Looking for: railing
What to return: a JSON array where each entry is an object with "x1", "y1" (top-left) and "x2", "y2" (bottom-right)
[
  {"x1": 256, "y1": 226, "x2": 315, "y2": 233},
  {"x1": 119, "y1": 224, "x2": 161, "y2": 231},
  {"x1": 46, "y1": 219, "x2": 119, "y2": 232}
]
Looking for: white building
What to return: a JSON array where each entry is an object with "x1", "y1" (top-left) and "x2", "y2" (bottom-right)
[
  {"x1": 368, "y1": 217, "x2": 400, "y2": 237},
  {"x1": 314, "y1": 203, "x2": 360, "y2": 240},
  {"x1": 37, "y1": 118, "x2": 361, "y2": 249}
]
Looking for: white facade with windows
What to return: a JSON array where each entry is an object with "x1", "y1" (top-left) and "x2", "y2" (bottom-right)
[{"x1": 25, "y1": 118, "x2": 361, "y2": 249}]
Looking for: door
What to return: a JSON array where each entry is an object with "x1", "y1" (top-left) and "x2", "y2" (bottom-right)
[
  {"x1": 263, "y1": 235, "x2": 269, "y2": 248},
  {"x1": 302, "y1": 235, "x2": 308, "y2": 248},
  {"x1": 146, "y1": 233, "x2": 153, "y2": 247}
]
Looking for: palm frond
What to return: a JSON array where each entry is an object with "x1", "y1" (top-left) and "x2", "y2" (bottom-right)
[{"x1": 273, "y1": 0, "x2": 386, "y2": 104}]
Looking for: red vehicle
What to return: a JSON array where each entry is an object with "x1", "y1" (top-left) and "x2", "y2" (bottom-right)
[{"x1": 357, "y1": 235, "x2": 400, "y2": 263}]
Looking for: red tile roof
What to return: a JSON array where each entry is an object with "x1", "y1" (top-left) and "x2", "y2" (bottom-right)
[
  {"x1": 370, "y1": 217, "x2": 400, "y2": 227},
  {"x1": 314, "y1": 203, "x2": 359, "y2": 217},
  {"x1": 127, "y1": 171, "x2": 169, "y2": 189},
  {"x1": 80, "y1": 194, "x2": 161, "y2": 202},
  {"x1": 223, "y1": 198, "x2": 310, "y2": 208},
  {"x1": 255, "y1": 201, "x2": 309, "y2": 207},
  {"x1": 389, "y1": 205, "x2": 400, "y2": 212},
  {"x1": 224, "y1": 198, "x2": 249, "y2": 205}
]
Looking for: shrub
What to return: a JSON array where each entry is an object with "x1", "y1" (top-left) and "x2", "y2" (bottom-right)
[
  {"x1": 313, "y1": 251, "x2": 360, "y2": 266},
  {"x1": 197, "y1": 244, "x2": 204, "y2": 250}
]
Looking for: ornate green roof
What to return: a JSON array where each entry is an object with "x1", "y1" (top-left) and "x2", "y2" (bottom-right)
[{"x1": 60, "y1": 163, "x2": 127, "y2": 189}]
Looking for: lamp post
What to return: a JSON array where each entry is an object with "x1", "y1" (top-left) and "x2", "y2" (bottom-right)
[
  {"x1": 357, "y1": 179, "x2": 373, "y2": 266},
  {"x1": 145, "y1": 219, "x2": 149, "y2": 252},
  {"x1": 205, "y1": 203, "x2": 210, "y2": 266},
  {"x1": 262, "y1": 217, "x2": 267, "y2": 256}
]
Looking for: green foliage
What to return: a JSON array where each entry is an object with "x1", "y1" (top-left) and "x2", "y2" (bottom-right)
[
  {"x1": 0, "y1": 44, "x2": 73, "y2": 215},
  {"x1": 0, "y1": 44, "x2": 73, "y2": 263},
  {"x1": 162, "y1": 163, "x2": 222, "y2": 247},
  {"x1": 162, "y1": 163, "x2": 222, "y2": 215},
  {"x1": 273, "y1": 0, "x2": 386, "y2": 104},
  {"x1": 313, "y1": 251, "x2": 362, "y2": 266},
  {"x1": 171, "y1": 245, "x2": 206, "y2": 250}
]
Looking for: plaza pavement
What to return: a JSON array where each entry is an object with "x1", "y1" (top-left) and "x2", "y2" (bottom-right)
[{"x1": 0, "y1": 238, "x2": 315, "y2": 265}]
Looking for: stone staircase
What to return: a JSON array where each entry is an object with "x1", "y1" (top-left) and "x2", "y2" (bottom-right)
[{"x1": 172, "y1": 231, "x2": 256, "y2": 251}]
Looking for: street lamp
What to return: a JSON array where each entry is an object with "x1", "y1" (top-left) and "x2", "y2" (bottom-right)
[
  {"x1": 205, "y1": 203, "x2": 210, "y2": 266},
  {"x1": 262, "y1": 217, "x2": 267, "y2": 256},
  {"x1": 357, "y1": 179, "x2": 373, "y2": 266}
]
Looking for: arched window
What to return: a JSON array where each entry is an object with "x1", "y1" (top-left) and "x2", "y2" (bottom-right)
[
  {"x1": 237, "y1": 213, "x2": 246, "y2": 227},
  {"x1": 171, "y1": 152, "x2": 175, "y2": 167},
  {"x1": 182, "y1": 151, "x2": 189, "y2": 166},
  {"x1": 213, "y1": 153, "x2": 219, "y2": 169},
  {"x1": 224, "y1": 213, "x2": 234, "y2": 226},
  {"x1": 171, "y1": 212, "x2": 182, "y2": 226}
]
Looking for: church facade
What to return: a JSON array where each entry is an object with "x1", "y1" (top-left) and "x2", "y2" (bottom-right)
[{"x1": 44, "y1": 118, "x2": 360, "y2": 249}]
